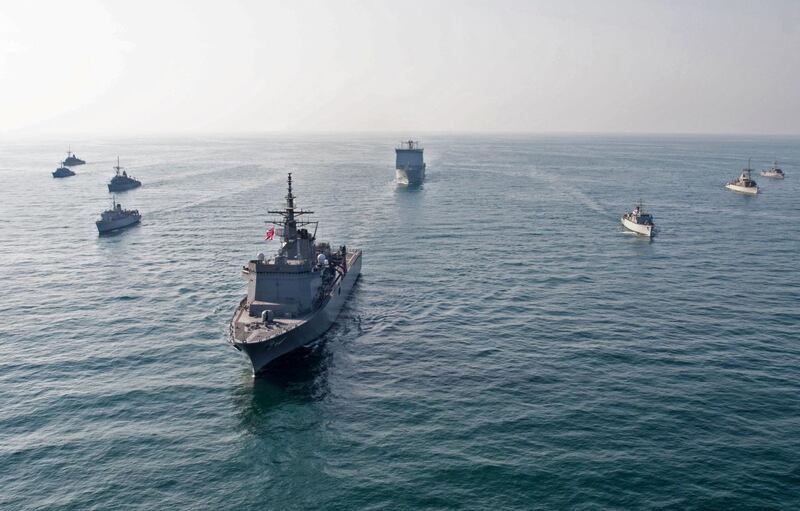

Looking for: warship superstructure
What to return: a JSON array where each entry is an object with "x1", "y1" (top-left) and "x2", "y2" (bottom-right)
[
  {"x1": 395, "y1": 140, "x2": 426, "y2": 185},
  {"x1": 107, "y1": 157, "x2": 142, "y2": 192},
  {"x1": 64, "y1": 146, "x2": 85, "y2": 166},
  {"x1": 96, "y1": 197, "x2": 141, "y2": 234},
  {"x1": 229, "y1": 173, "x2": 362, "y2": 375}
]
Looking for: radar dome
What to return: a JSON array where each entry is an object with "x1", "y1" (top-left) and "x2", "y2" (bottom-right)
[{"x1": 256, "y1": 252, "x2": 265, "y2": 261}]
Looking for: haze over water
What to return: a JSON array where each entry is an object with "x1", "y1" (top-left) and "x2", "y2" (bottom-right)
[{"x1": 1, "y1": 134, "x2": 799, "y2": 509}]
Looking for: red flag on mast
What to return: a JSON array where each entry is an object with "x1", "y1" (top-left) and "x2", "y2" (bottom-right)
[{"x1": 265, "y1": 226, "x2": 275, "y2": 240}]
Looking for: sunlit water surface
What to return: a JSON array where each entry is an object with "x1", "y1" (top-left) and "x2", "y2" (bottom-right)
[{"x1": 1, "y1": 134, "x2": 799, "y2": 509}]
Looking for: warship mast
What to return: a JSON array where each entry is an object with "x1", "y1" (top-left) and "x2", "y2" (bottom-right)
[{"x1": 267, "y1": 173, "x2": 316, "y2": 259}]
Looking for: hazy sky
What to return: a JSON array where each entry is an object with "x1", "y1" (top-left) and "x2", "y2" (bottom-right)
[{"x1": 1, "y1": 0, "x2": 799, "y2": 136}]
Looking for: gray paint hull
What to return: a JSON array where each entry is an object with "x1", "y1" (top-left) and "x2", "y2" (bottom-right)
[
  {"x1": 234, "y1": 253, "x2": 362, "y2": 375},
  {"x1": 96, "y1": 215, "x2": 141, "y2": 234},
  {"x1": 396, "y1": 166, "x2": 425, "y2": 186},
  {"x1": 108, "y1": 182, "x2": 142, "y2": 192}
]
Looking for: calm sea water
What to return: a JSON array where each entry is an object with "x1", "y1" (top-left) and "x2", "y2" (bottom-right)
[{"x1": 1, "y1": 134, "x2": 799, "y2": 509}]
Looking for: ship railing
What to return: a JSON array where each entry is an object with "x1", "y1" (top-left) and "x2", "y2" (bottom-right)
[{"x1": 396, "y1": 141, "x2": 422, "y2": 150}]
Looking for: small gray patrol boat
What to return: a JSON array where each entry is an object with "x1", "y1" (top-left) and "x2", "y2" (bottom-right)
[
  {"x1": 96, "y1": 197, "x2": 141, "y2": 234},
  {"x1": 229, "y1": 173, "x2": 362, "y2": 375},
  {"x1": 52, "y1": 162, "x2": 75, "y2": 178},
  {"x1": 395, "y1": 139, "x2": 426, "y2": 185},
  {"x1": 64, "y1": 146, "x2": 85, "y2": 166},
  {"x1": 107, "y1": 156, "x2": 142, "y2": 192},
  {"x1": 760, "y1": 161, "x2": 785, "y2": 179}
]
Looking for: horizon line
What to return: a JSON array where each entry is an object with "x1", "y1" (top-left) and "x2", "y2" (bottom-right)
[{"x1": 3, "y1": 129, "x2": 800, "y2": 140}]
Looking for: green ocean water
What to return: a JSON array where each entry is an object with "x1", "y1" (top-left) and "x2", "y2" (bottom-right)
[{"x1": 1, "y1": 134, "x2": 799, "y2": 509}]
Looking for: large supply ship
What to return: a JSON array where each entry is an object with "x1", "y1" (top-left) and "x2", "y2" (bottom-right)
[{"x1": 395, "y1": 140, "x2": 426, "y2": 185}]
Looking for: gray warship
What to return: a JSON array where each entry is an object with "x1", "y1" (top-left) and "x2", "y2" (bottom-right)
[
  {"x1": 229, "y1": 173, "x2": 362, "y2": 375},
  {"x1": 107, "y1": 157, "x2": 142, "y2": 192},
  {"x1": 395, "y1": 139, "x2": 426, "y2": 185},
  {"x1": 52, "y1": 162, "x2": 75, "y2": 178},
  {"x1": 96, "y1": 197, "x2": 141, "y2": 234},
  {"x1": 64, "y1": 146, "x2": 85, "y2": 166}
]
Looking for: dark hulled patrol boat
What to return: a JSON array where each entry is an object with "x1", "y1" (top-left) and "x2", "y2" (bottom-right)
[
  {"x1": 107, "y1": 157, "x2": 142, "y2": 192},
  {"x1": 64, "y1": 146, "x2": 85, "y2": 166},
  {"x1": 52, "y1": 162, "x2": 75, "y2": 178}
]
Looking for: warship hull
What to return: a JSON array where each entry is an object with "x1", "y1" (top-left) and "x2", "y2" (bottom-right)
[
  {"x1": 621, "y1": 217, "x2": 653, "y2": 237},
  {"x1": 232, "y1": 252, "x2": 362, "y2": 375},
  {"x1": 760, "y1": 171, "x2": 784, "y2": 179},
  {"x1": 396, "y1": 166, "x2": 425, "y2": 186},
  {"x1": 108, "y1": 181, "x2": 142, "y2": 192},
  {"x1": 725, "y1": 183, "x2": 758, "y2": 194},
  {"x1": 96, "y1": 214, "x2": 141, "y2": 234}
]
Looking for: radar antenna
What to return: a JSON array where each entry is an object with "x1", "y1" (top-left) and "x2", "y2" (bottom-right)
[{"x1": 268, "y1": 173, "x2": 316, "y2": 242}]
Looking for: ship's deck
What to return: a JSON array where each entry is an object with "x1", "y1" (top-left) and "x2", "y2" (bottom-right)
[{"x1": 233, "y1": 313, "x2": 306, "y2": 344}]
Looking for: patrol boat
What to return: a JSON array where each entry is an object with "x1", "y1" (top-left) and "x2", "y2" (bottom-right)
[
  {"x1": 107, "y1": 157, "x2": 142, "y2": 192},
  {"x1": 395, "y1": 139, "x2": 426, "y2": 185},
  {"x1": 229, "y1": 173, "x2": 362, "y2": 375},
  {"x1": 64, "y1": 146, "x2": 85, "y2": 166},
  {"x1": 96, "y1": 197, "x2": 141, "y2": 234},
  {"x1": 621, "y1": 201, "x2": 655, "y2": 237},
  {"x1": 52, "y1": 162, "x2": 75, "y2": 178},
  {"x1": 760, "y1": 161, "x2": 785, "y2": 179},
  {"x1": 726, "y1": 160, "x2": 758, "y2": 194}
]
